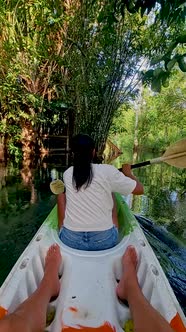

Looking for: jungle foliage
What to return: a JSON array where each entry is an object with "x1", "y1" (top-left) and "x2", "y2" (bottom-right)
[
  {"x1": 0, "y1": 0, "x2": 185, "y2": 159},
  {"x1": 109, "y1": 71, "x2": 186, "y2": 152}
]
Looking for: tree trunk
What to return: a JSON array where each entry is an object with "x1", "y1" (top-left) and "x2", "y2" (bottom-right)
[
  {"x1": 133, "y1": 108, "x2": 139, "y2": 152},
  {"x1": 21, "y1": 124, "x2": 38, "y2": 163}
]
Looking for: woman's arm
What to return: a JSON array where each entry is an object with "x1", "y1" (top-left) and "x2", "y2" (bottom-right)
[
  {"x1": 122, "y1": 164, "x2": 144, "y2": 195},
  {"x1": 57, "y1": 193, "x2": 66, "y2": 229}
]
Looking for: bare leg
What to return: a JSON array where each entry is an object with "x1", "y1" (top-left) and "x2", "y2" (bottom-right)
[
  {"x1": 112, "y1": 194, "x2": 118, "y2": 228},
  {"x1": 0, "y1": 244, "x2": 61, "y2": 332},
  {"x1": 57, "y1": 193, "x2": 66, "y2": 229},
  {"x1": 116, "y1": 246, "x2": 174, "y2": 332}
]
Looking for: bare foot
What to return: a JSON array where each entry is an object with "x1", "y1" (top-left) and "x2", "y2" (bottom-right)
[
  {"x1": 116, "y1": 246, "x2": 138, "y2": 301},
  {"x1": 42, "y1": 244, "x2": 62, "y2": 298}
]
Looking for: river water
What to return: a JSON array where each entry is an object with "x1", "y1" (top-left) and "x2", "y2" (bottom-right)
[{"x1": 0, "y1": 152, "x2": 186, "y2": 315}]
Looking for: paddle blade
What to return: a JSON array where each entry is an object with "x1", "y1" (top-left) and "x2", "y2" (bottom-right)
[
  {"x1": 50, "y1": 180, "x2": 65, "y2": 194},
  {"x1": 163, "y1": 139, "x2": 186, "y2": 168}
]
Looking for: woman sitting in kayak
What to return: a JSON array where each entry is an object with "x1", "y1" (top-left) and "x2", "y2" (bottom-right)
[{"x1": 58, "y1": 134, "x2": 144, "y2": 250}]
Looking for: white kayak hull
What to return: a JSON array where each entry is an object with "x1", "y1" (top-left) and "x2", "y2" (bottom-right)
[{"x1": 0, "y1": 193, "x2": 185, "y2": 331}]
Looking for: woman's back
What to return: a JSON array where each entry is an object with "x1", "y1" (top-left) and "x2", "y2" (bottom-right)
[{"x1": 63, "y1": 163, "x2": 136, "y2": 232}]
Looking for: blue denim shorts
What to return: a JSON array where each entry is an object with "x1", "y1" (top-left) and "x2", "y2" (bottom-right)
[{"x1": 59, "y1": 226, "x2": 118, "y2": 251}]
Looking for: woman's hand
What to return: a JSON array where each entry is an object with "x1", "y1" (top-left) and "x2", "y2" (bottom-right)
[{"x1": 122, "y1": 164, "x2": 133, "y2": 177}]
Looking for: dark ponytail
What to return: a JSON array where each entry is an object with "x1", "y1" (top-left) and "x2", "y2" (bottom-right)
[{"x1": 72, "y1": 134, "x2": 95, "y2": 191}]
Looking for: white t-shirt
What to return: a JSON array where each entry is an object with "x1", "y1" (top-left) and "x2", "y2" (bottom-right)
[{"x1": 63, "y1": 164, "x2": 136, "y2": 231}]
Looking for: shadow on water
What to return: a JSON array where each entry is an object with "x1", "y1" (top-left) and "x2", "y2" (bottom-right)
[{"x1": 135, "y1": 215, "x2": 186, "y2": 315}]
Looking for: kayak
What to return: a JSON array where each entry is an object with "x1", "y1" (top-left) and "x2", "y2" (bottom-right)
[{"x1": 0, "y1": 193, "x2": 185, "y2": 331}]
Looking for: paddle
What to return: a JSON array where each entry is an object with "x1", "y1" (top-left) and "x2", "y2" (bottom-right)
[
  {"x1": 50, "y1": 179, "x2": 65, "y2": 194},
  {"x1": 119, "y1": 138, "x2": 186, "y2": 170}
]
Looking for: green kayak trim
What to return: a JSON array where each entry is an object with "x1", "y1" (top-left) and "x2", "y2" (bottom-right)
[{"x1": 44, "y1": 205, "x2": 58, "y2": 230}]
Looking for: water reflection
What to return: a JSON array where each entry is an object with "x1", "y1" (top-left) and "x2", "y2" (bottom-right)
[
  {"x1": 0, "y1": 160, "x2": 65, "y2": 285},
  {"x1": 112, "y1": 149, "x2": 186, "y2": 242}
]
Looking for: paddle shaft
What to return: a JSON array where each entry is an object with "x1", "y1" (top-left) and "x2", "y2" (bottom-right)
[
  {"x1": 119, "y1": 151, "x2": 186, "y2": 170},
  {"x1": 131, "y1": 161, "x2": 150, "y2": 169}
]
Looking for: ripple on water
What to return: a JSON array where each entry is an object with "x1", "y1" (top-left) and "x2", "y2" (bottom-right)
[{"x1": 136, "y1": 215, "x2": 186, "y2": 315}]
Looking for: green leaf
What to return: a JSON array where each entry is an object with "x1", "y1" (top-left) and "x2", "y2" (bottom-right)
[
  {"x1": 120, "y1": 3, "x2": 125, "y2": 17},
  {"x1": 150, "y1": 56, "x2": 163, "y2": 66},
  {"x1": 144, "y1": 70, "x2": 154, "y2": 79},
  {"x1": 160, "y1": 3, "x2": 170, "y2": 21},
  {"x1": 126, "y1": 0, "x2": 137, "y2": 14},
  {"x1": 166, "y1": 58, "x2": 177, "y2": 71},
  {"x1": 108, "y1": 13, "x2": 118, "y2": 25},
  {"x1": 97, "y1": 10, "x2": 106, "y2": 23},
  {"x1": 177, "y1": 56, "x2": 186, "y2": 72},
  {"x1": 177, "y1": 33, "x2": 186, "y2": 44},
  {"x1": 151, "y1": 78, "x2": 161, "y2": 93},
  {"x1": 161, "y1": 79, "x2": 169, "y2": 88},
  {"x1": 153, "y1": 68, "x2": 164, "y2": 77},
  {"x1": 161, "y1": 72, "x2": 170, "y2": 88}
]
